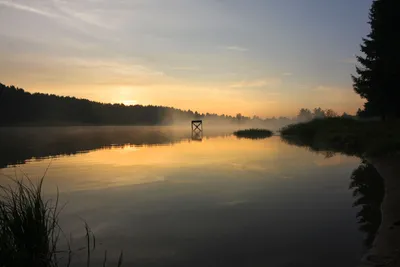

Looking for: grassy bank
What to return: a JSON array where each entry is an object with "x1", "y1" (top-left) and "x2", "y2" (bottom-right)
[
  {"x1": 280, "y1": 117, "x2": 400, "y2": 156},
  {"x1": 233, "y1": 129, "x2": 273, "y2": 139},
  {"x1": 0, "y1": 178, "x2": 61, "y2": 267},
  {"x1": 0, "y1": 177, "x2": 122, "y2": 267}
]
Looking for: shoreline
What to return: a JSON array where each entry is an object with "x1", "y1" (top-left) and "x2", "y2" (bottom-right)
[{"x1": 358, "y1": 157, "x2": 400, "y2": 266}]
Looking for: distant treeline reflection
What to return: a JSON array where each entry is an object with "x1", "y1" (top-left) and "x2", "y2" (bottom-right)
[{"x1": 0, "y1": 127, "x2": 232, "y2": 168}]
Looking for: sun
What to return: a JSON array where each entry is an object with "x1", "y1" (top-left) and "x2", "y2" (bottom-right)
[{"x1": 122, "y1": 100, "x2": 137, "y2": 106}]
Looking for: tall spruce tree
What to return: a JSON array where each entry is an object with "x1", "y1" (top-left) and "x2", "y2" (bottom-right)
[{"x1": 352, "y1": 0, "x2": 400, "y2": 120}]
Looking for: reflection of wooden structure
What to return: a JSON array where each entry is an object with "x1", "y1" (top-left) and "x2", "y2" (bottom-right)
[
  {"x1": 191, "y1": 120, "x2": 203, "y2": 141},
  {"x1": 191, "y1": 131, "x2": 203, "y2": 141}
]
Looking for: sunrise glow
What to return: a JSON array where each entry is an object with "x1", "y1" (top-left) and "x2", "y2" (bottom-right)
[{"x1": 0, "y1": 0, "x2": 371, "y2": 117}]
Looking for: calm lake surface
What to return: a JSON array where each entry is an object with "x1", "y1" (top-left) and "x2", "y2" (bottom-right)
[{"x1": 0, "y1": 126, "x2": 368, "y2": 266}]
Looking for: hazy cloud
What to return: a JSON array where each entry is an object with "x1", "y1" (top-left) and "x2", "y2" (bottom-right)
[
  {"x1": 52, "y1": 0, "x2": 114, "y2": 29},
  {"x1": 58, "y1": 57, "x2": 167, "y2": 79},
  {"x1": 308, "y1": 85, "x2": 364, "y2": 113},
  {"x1": 230, "y1": 78, "x2": 282, "y2": 88},
  {"x1": 170, "y1": 66, "x2": 200, "y2": 71},
  {"x1": 0, "y1": 0, "x2": 57, "y2": 18},
  {"x1": 265, "y1": 92, "x2": 281, "y2": 96},
  {"x1": 223, "y1": 46, "x2": 248, "y2": 52},
  {"x1": 313, "y1": 85, "x2": 333, "y2": 92}
]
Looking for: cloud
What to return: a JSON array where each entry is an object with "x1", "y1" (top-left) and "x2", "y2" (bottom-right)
[
  {"x1": 230, "y1": 78, "x2": 282, "y2": 88},
  {"x1": 52, "y1": 0, "x2": 114, "y2": 29},
  {"x1": 3, "y1": 54, "x2": 171, "y2": 88},
  {"x1": 61, "y1": 58, "x2": 166, "y2": 77},
  {"x1": 223, "y1": 46, "x2": 248, "y2": 52},
  {"x1": 0, "y1": 0, "x2": 57, "y2": 18},
  {"x1": 282, "y1": 72, "x2": 292, "y2": 76},
  {"x1": 170, "y1": 66, "x2": 200, "y2": 71},
  {"x1": 313, "y1": 85, "x2": 333, "y2": 92},
  {"x1": 0, "y1": 0, "x2": 117, "y2": 35},
  {"x1": 307, "y1": 85, "x2": 365, "y2": 113},
  {"x1": 265, "y1": 92, "x2": 281, "y2": 96}
]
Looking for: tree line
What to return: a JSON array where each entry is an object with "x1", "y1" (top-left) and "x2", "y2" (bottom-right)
[
  {"x1": 0, "y1": 83, "x2": 345, "y2": 126},
  {"x1": 0, "y1": 83, "x2": 245, "y2": 126},
  {"x1": 353, "y1": 0, "x2": 400, "y2": 120},
  {"x1": 0, "y1": 83, "x2": 291, "y2": 126},
  {"x1": 296, "y1": 107, "x2": 351, "y2": 122}
]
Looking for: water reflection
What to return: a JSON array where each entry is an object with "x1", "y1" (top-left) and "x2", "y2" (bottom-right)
[
  {"x1": 191, "y1": 131, "x2": 203, "y2": 141},
  {"x1": 0, "y1": 129, "x2": 368, "y2": 266},
  {"x1": 1, "y1": 135, "x2": 286, "y2": 192},
  {"x1": 282, "y1": 134, "x2": 386, "y2": 249},
  {"x1": 0, "y1": 126, "x2": 233, "y2": 168},
  {"x1": 349, "y1": 160, "x2": 384, "y2": 247}
]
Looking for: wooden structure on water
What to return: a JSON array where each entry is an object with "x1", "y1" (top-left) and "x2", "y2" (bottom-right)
[
  {"x1": 191, "y1": 120, "x2": 203, "y2": 141},
  {"x1": 191, "y1": 120, "x2": 203, "y2": 132}
]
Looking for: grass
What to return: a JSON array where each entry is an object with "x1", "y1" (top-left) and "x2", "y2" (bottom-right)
[
  {"x1": 0, "y1": 176, "x2": 123, "y2": 267},
  {"x1": 233, "y1": 129, "x2": 273, "y2": 139},
  {"x1": 0, "y1": 177, "x2": 61, "y2": 267},
  {"x1": 280, "y1": 117, "x2": 400, "y2": 157}
]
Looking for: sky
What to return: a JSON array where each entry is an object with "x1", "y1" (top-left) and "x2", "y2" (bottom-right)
[{"x1": 0, "y1": 0, "x2": 372, "y2": 117}]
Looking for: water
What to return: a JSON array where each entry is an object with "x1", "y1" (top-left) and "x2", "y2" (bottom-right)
[{"x1": 0, "y1": 126, "x2": 369, "y2": 266}]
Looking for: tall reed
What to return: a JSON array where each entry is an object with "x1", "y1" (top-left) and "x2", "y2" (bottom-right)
[{"x1": 0, "y1": 175, "x2": 122, "y2": 267}]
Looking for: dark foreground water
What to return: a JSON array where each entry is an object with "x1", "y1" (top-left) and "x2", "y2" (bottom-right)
[{"x1": 0, "y1": 126, "x2": 374, "y2": 266}]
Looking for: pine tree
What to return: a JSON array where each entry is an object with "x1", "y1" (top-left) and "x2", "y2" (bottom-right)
[{"x1": 352, "y1": 0, "x2": 400, "y2": 120}]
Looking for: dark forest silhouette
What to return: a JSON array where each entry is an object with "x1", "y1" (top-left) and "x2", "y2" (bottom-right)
[
  {"x1": 0, "y1": 83, "x2": 293, "y2": 126},
  {"x1": 0, "y1": 83, "x2": 246, "y2": 126},
  {"x1": 0, "y1": 83, "x2": 323, "y2": 127},
  {"x1": 353, "y1": 0, "x2": 400, "y2": 119},
  {"x1": 296, "y1": 107, "x2": 349, "y2": 122}
]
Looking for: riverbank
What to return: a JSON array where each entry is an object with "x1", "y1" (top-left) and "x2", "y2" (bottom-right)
[
  {"x1": 358, "y1": 157, "x2": 400, "y2": 267},
  {"x1": 280, "y1": 118, "x2": 400, "y2": 266},
  {"x1": 280, "y1": 117, "x2": 400, "y2": 157}
]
